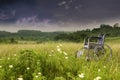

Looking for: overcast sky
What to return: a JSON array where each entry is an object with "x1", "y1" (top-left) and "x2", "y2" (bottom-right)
[{"x1": 0, "y1": 0, "x2": 120, "y2": 32}]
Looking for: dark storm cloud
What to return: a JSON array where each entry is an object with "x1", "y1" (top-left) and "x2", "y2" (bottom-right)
[
  {"x1": 56, "y1": 0, "x2": 120, "y2": 22},
  {"x1": 0, "y1": 0, "x2": 120, "y2": 31},
  {"x1": 0, "y1": 0, "x2": 120, "y2": 22},
  {"x1": 0, "y1": 0, "x2": 61, "y2": 23}
]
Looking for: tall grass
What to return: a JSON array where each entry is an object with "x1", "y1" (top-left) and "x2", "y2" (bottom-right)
[{"x1": 0, "y1": 42, "x2": 120, "y2": 80}]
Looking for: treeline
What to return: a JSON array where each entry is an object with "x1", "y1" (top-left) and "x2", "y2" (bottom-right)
[
  {"x1": 0, "y1": 23, "x2": 120, "y2": 43},
  {"x1": 55, "y1": 23, "x2": 120, "y2": 42},
  {"x1": 0, "y1": 30, "x2": 63, "y2": 43}
]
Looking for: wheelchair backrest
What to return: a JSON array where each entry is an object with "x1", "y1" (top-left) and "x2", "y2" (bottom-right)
[{"x1": 97, "y1": 34, "x2": 105, "y2": 45}]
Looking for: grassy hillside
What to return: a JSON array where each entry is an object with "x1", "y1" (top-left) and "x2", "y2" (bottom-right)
[{"x1": 0, "y1": 39, "x2": 120, "y2": 80}]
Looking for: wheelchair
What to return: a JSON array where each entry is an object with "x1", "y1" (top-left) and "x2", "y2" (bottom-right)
[{"x1": 76, "y1": 34, "x2": 112, "y2": 61}]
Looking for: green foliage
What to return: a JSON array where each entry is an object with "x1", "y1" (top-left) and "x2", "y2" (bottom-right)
[
  {"x1": 10, "y1": 38, "x2": 18, "y2": 43},
  {"x1": 54, "y1": 77, "x2": 66, "y2": 80},
  {"x1": 0, "y1": 42, "x2": 120, "y2": 80},
  {"x1": 0, "y1": 30, "x2": 64, "y2": 43},
  {"x1": 55, "y1": 23, "x2": 120, "y2": 42},
  {"x1": 0, "y1": 23, "x2": 120, "y2": 43}
]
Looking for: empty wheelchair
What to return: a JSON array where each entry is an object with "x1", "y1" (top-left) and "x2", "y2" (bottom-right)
[{"x1": 76, "y1": 34, "x2": 112, "y2": 61}]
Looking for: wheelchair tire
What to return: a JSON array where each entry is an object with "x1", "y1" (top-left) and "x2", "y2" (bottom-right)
[{"x1": 93, "y1": 44, "x2": 112, "y2": 61}]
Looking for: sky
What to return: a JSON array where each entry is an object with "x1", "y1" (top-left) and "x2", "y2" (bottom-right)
[{"x1": 0, "y1": 0, "x2": 120, "y2": 32}]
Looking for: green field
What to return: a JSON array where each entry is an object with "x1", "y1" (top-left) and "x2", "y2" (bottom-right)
[{"x1": 0, "y1": 40, "x2": 120, "y2": 80}]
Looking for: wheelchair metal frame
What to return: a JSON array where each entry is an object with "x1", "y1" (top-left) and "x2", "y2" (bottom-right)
[{"x1": 77, "y1": 34, "x2": 112, "y2": 61}]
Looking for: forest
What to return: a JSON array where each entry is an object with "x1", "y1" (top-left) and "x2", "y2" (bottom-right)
[{"x1": 0, "y1": 23, "x2": 120, "y2": 43}]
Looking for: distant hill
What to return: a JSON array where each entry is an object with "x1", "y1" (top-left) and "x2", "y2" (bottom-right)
[
  {"x1": 0, "y1": 23, "x2": 120, "y2": 43},
  {"x1": 0, "y1": 30, "x2": 65, "y2": 43},
  {"x1": 55, "y1": 24, "x2": 120, "y2": 42}
]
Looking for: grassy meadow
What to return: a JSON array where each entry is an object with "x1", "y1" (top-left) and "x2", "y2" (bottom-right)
[{"x1": 0, "y1": 40, "x2": 120, "y2": 80}]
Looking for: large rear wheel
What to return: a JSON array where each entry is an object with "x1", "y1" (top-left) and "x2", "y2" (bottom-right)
[{"x1": 93, "y1": 44, "x2": 112, "y2": 61}]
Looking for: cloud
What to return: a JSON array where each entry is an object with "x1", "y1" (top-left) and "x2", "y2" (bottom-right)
[
  {"x1": 16, "y1": 16, "x2": 38, "y2": 27},
  {"x1": 15, "y1": 16, "x2": 55, "y2": 28},
  {"x1": 58, "y1": 1, "x2": 66, "y2": 6},
  {"x1": 0, "y1": 0, "x2": 120, "y2": 32},
  {"x1": 0, "y1": 9, "x2": 16, "y2": 20}
]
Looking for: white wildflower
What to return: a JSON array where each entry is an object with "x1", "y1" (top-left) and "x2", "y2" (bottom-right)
[
  {"x1": 59, "y1": 44, "x2": 62, "y2": 46},
  {"x1": 8, "y1": 58, "x2": 10, "y2": 60},
  {"x1": 14, "y1": 54, "x2": 17, "y2": 56},
  {"x1": 65, "y1": 57, "x2": 68, "y2": 59},
  {"x1": 57, "y1": 48, "x2": 62, "y2": 53},
  {"x1": 98, "y1": 69, "x2": 101, "y2": 72},
  {"x1": 57, "y1": 48, "x2": 61, "y2": 52},
  {"x1": 78, "y1": 73, "x2": 84, "y2": 78},
  {"x1": 9, "y1": 65, "x2": 13, "y2": 68},
  {"x1": 26, "y1": 67, "x2": 30, "y2": 70},
  {"x1": 63, "y1": 52, "x2": 68, "y2": 55},
  {"x1": 104, "y1": 66, "x2": 106, "y2": 68},
  {"x1": 36, "y1": 75, "x2": 38, "y2": 78},
  {"x1": 17, "y1": 78, "x2": 23, "y2": 80},
  {"x1": 94, "y1": 76, "x2": 102, "y2": 80},
  {"x1": 49, "y1": 54, "x2": 52, "y2": 56},
  {"x1": 57, "y1": 46, "x2": 60, "y2": 48},
  {"x1": 0, "y1": 65, "x2": 2, "y2": 68},
  {"x1": 38, "y1": 72, "x2": 41, "y2": 75}
]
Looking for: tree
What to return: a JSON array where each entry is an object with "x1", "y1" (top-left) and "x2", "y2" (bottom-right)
[
  {"x1": 10, "y1": 38, "x2": 18, "y2": 43},
  {"x1": 113, "y1": 23, "x2": 119, "y2": 28}
]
